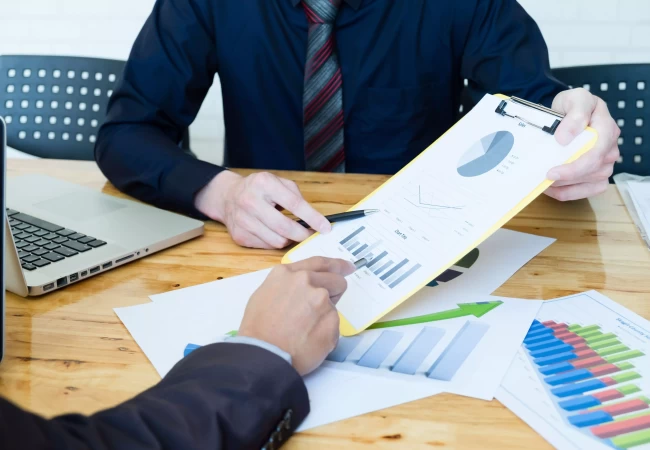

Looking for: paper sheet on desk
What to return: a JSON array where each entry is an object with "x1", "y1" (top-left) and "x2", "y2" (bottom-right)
[{"x1": 496, "y1": 291, "x2": 650, "y2": 450}]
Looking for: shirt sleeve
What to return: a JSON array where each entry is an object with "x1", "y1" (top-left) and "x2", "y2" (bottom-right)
[
  {"x1": 95, "y1": 0, "x2": 225, "y2": 218},
  {"x1": 225, "y1": 336, "x2": 293, "y2": 365},
  {"x1": 459, "y1": 0, "x2": 567, "y2": 108}
]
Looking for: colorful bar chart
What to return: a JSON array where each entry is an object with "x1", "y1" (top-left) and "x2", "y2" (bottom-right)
[
  {"x1": 522, "y1": 319, "x2": 650, "y2": 449},
  {"x1": 338, "y1": 226, "x2": 422, "y2": 289},
  {"x1": 326, "y1": 320, "x2": 488, "y2": 383}
]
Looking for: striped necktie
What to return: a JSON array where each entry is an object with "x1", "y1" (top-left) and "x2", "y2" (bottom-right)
[{"x1": 302, "y1": 0, "x2": 345, "y2": 173}]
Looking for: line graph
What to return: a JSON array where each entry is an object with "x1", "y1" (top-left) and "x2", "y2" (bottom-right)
[{"x1": 408, "y1": 186, "x2": 465, "y2": 211}]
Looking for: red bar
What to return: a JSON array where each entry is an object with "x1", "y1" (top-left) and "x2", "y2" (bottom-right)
[
  {"x1": 573, "y1": 343, "x2": 589, "y2": 352},
  {"x1": 555, "y1": 330, "x2": 575, "y2": 339},
  {"x1": 542, "y1": 320, "x2": 557, "y2": 326},
  {"x1": 591, "y1": 414, "x2": 650, "y2": 439},
  {"x1": 549, "y1": 323, "x2": 568, "y2": 330},
  {"x1": 600, "y1": 399, "x2": 649, "y2": 416},
  {"x1": 574, "y1": 349, "x2": 597, "y2": 359},
  {"x1": 601, "y1": 377, "x2": 616, "y2": 386},
  {"x1": 593, "y1": 388, "x2": 624, "y2": 402},
  {"x1": 564, "y1": 336, "x2": 586, "y2": 345},
  {"x1": 573, "y1": 356, "x2": 606, "y2": 369},
  {"x1": 590, "y1": 364, "x2": 621, "y2": 377}
]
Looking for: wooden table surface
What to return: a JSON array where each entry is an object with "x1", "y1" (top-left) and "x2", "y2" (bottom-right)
[{"x1": 2, "y1": 159, "x2": 650, "y2": 449}]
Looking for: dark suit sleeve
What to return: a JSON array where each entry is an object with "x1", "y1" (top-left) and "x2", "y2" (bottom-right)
[
  {"x1": 95, "y1": 0, "x2": 224, "y2": 218},
  {"x1": 459, "y1": 0, "x2": 566, "y2": 108},
  {"x1": 0, "y1": 344, "x2": 310, "y2": 450}
]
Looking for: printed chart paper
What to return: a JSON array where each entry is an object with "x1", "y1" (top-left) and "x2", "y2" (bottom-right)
[
  {"x1": 285, "y1": 94, "x2": 596, "y2": 334},
  {"x1": 497, "y1": 291, "x2": 650, "y2": 450}
]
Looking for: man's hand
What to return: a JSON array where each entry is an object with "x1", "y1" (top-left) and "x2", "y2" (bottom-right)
[
  {"x1": 195, "y1": 171, "x2": 331, "y2": 249},
  {"x1": 238, "y1": 257, "x2": 355, "y2": 376},
  {"x1": 545, "y1": 88, "x2": 620, "y2": 201}
]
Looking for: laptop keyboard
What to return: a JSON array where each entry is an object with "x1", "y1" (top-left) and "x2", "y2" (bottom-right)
[{"x1": 6, "y1": 208, "x2": 106, "y2": 272}]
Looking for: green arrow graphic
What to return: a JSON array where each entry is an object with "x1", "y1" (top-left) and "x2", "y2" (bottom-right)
[{"x1": 368, "y1": 301, "x2": 503, "y2": 330}]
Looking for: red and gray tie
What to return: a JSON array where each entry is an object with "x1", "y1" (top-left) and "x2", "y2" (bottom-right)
[{"x1": 302, "y1": 0, "x2": 345, "y2": 173}]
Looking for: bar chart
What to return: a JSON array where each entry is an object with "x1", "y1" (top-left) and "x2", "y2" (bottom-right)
[
  {"x1": 326, "y1": 319, "x2": 489, "y2": 382},
  {"x1": 339, "y1": 226, "x2": 422, "y2": 289},
  {"x1": 523, "y1": 318, "x2": 650, "y2": 449}
]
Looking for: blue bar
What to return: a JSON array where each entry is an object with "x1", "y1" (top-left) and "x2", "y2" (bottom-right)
[
  {"x1": 524, "y1": 332, "x2": 558, "y2": 346},
  {"x1": 357, "y1": 330, "x2": 403, "y2": 369},
  {"x1": 545, "y1": 369, "x2": 593, "y2": 386},
  {"x1": 532, "y1": 320, "x2": 542, "y2": 326},
  {"x1": 534, "y1": 350, "x2": 578, "y2": 366},
  {"x1": 526, "y1": 337, "x2": 563, "y2": 351},
  {"x1": 525, "y1": 327, "x2": 555, "y2": 339},
  {"x1": 347, "y1": 241, "x2": 360, "y2": 251},
  {"x1": 326, "y1": 336, "x2": 363, "y2": 363},
  {"x1": 352, "y1": 244, "x2": 368, "y2": 256},
  {"x1": 427, "y1": 321, "x2": 489, "y2": 381},
  {"x1": 529, "y1": 343, "x2": 573, "y2": 359},
  {"x1": 528, "y1": 322, "x2": 546, "y2": 332},
  {"x1": 551, "y1": 378, "x2": 608, "y2": 397},
  {"x1": 558, "y1": 395, "x2": 601, "y2": 411},
  {"x1": 539, "y1": 361, "x2": 574, "y2": 375},
  {"x1": 184, "y1": 343, "x2": 201, "y2": 357},
  {"x1": 366, "y1": 251, "x2": 388, "y2": 269},
  {"x1": 568, "y1": 410, "x2": 614, "y2": 428},
  {"x1": 389, "y1": 264, "x2": 422, "y2": 289},
  {"x1": 392, "y1": 327, "x2": 445, "y2": 375},
  {"x1": 380, "y1": 259, "x2": 409, "y2": 281},
  {"x1": 374, "y1": 260, "x2": 393, "y2": 276},
  {"x1": 340, "y1": 226, "x2": 365, "y2": 245}
]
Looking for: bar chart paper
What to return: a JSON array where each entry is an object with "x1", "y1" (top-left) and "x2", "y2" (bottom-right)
[
  {"x1": 496, "y1": 291, "x2": 650, "y2": 450},
  {"x1": 284, "y1": 94, "x2": 596, "y2": 335},
  {"x1": 321, "y1": 294, "x2": 542, "y2": 400}
]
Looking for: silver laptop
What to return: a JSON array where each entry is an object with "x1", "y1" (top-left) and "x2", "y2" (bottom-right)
[{"x1": 1, "y1": 118, "x2": 204, "y2": 296}]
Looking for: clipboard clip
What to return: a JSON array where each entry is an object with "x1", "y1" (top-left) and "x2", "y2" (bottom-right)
[{"x1": 495, "y1": 96, "x2": 565, "y2": 135}]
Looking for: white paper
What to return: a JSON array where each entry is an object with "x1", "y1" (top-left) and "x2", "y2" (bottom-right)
[
  {"x1": 627, "y1": 181, "x2": 650, "y2": 236},
  {"x1": 496, "y1": 291, "x2": 650, "y2": 450},
  {"x1": 286, "y1": 94, "x2": 593, "y2": 330}
]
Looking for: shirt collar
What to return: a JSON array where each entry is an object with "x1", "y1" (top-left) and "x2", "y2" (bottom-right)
[{"x1": 290, "y1": 0, "x2": 363, "y2": 11}]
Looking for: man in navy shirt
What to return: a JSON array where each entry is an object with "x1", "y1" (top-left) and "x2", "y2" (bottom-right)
[{"x1": 96, "y1": 0, "x2": 619, "y2": 250}]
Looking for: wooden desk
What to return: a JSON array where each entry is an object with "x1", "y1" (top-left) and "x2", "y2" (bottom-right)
[{"x1": 3, "y1": 160, "x2": 650, "y2": 449}]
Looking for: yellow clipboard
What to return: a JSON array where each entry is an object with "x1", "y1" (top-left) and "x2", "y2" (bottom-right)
[{"x1": 283, "y1": 94, "x2": 598, "y2": 336}]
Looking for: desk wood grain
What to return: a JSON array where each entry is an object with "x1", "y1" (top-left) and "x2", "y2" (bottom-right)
[{"x1": 2, "y1": 160, "x2": 649, "y2": 449}]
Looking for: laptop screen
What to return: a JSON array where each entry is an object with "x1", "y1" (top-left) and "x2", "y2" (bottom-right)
[{"x1": 1, "y1": 117, "x2": 5, "y2": 362}]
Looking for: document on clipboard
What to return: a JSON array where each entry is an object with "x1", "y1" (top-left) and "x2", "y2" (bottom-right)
[{"x1": 283, "y1": 94, "x2": 598, "y2": 336}]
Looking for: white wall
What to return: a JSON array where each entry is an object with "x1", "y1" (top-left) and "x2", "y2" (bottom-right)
[{"x1": 2, "y1": 0, "x2": 649, "y2": 164}]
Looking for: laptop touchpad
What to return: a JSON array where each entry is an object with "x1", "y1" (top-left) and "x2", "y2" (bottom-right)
[{"x1": 34, "y1": 192, "x2": 125, "y2": 221}]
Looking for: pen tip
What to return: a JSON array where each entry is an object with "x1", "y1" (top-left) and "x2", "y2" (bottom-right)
[{"x1": 365, "y1": 209, "x2": 380, "y2": 215}]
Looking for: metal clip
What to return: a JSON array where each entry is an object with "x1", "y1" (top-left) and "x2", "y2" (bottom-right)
[{"x1": 495, "y1": 96, "x2": 564, "y2": 135}]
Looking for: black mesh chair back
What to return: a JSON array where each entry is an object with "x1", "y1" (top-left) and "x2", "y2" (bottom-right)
[
  {"x1": 0, "y1": 55, "x2": 192, "y2": 160},
  {"x1": 552, "y1": 64, "x2": 649, "y2": 177},
  {"x1": 0, "y1": 55, "x2": 126, "y2": 160}
]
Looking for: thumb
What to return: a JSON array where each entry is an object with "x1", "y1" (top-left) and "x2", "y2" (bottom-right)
[{"x1": 552, "y1": 89, "x2": 596, "y2": 146}]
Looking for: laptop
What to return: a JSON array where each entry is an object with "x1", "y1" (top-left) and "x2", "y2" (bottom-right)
[{"x1": 1, "y1": 117, "x2": 205, "y2": 296}]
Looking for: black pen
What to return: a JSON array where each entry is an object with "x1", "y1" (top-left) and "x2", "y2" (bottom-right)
[{"x1": 297, "y1": 209, "x2": 379, "y2": 229}]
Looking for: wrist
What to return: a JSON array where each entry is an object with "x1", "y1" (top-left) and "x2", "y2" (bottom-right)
[{"x1": 194, "y1": 170, "x2": 242, "y2": 222}]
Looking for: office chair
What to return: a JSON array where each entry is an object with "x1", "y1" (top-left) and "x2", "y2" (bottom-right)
[
  {"x1": 552, "y1": 64, "x2": 649, "y2": 177},
  {"x1": 0, "y1": 55, "x2": 192, "y2": 160},
  {"x1": 458, "y1": 64, "x2": 650, "y2": 177}
]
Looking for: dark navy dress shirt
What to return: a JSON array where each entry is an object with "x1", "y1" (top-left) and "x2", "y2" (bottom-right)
[{"x1": 95, "y1": 0, "x2": 565, "y2": 217}]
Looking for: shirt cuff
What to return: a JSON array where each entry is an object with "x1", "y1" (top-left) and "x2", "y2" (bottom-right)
[{"x1": 224, "y1": 336, "x2": 292, "y2": 365}]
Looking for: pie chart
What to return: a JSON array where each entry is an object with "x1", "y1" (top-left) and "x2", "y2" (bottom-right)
[{"x1": 457, "y1": 131, "x2": 515, "y2": 177}]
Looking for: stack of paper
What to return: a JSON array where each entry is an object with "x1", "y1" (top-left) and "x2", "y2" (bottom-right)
[{"x1": 114, "y1": 229, "x2": 552, "y2": 431}]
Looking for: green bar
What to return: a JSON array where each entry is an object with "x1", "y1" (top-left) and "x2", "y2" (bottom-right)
[
  {"x1": 590, "y1": 338, "x2": 621, "y2": 350},
  {"x1": 574, "y1": 325, "x2": 600, "y2": 336},
  {"x1": 617, "y1": 362, "x2": 635, "y2": 371},
  {"x1": 611, "y1": 371, "x2": 641, "y2": 384},
  {"x1": 586, "y1": 333, "x2": 617, "y2": 344},
  {"x1": 605, "y1": 350, "x2": 645, "y2": 364},
  {"x1": 580, "y1": 330, "x2": 603, "y2": 339},
  {"x1": 618, "y1": 384, "x2": 642, "y2": 396},
  {"x1": 568, "y1": 324, "x2": 582, "y2": 331},
  {"x1": 588, "y1": 396, "x2": 649, "y2": 412},
  {"x1": 597, "y1": 344, "x2": 629, "y2": 357},
  {"x1": 614, "y1": 409, "x2": 650, "y2": 422},
  {"x1": 226, "y1": 330, "x2": 238, "y2": 337},
  {"x1": 611, "y1": 428, "x2": 650, "y2": 449}
]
